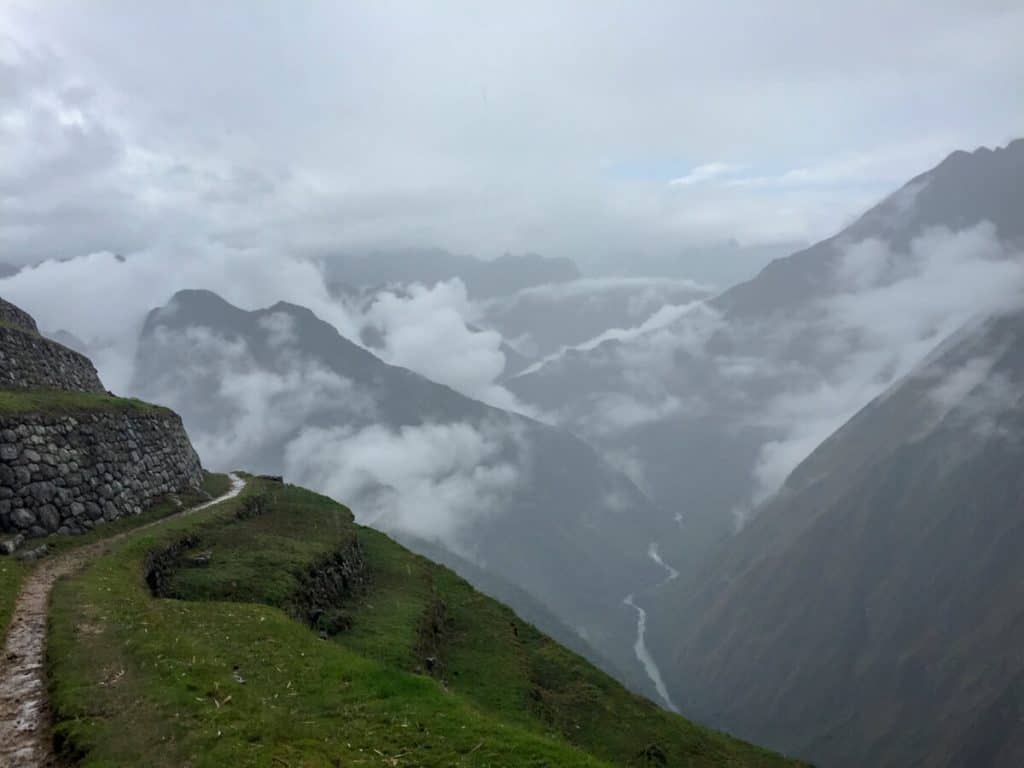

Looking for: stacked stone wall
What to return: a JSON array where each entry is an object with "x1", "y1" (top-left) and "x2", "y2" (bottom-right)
[
  {"x1": 0, "y1": 298, "x2": 38, "y2": 333},
  {"x1": 0, "y1": 410, "x2": 204, "y2": 537},
  {"x1": 0, "y1": 326, "x2": 105, "y2": 393}
]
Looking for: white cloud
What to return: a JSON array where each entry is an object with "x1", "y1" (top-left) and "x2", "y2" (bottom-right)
[
  {"x1": 2, "y1": 2, "x2": 1020, "y2": 269},
  {"x1": 514, "y1": 299, "x2": 711, "y2": 378},
  {"x1": 512, "y1": 221, "x2": 1024, "y2": 531},
  {"x1": 140, "y1": 326, "x2": 375, "y2": 471},
  {"x1": 494, "y1": 276, "x2": 713, "y2": 304},
  {"x1": 833, "y1": 237, "x2": 893, "y2": 290},
  {"x1": 927, "y1": 354, "x2": 1000, "y2": 413},
  {"x1": 669, "y1": 162, "x2": 743, "y2": 186},
  {"x1": 360, "y1": 279, "x2": 537, "y2": 415},
  {"x1": 737, "y1": 222, "x2": 1024, "y2": 518},
  {"x1": 725, "y1": 146, "x2": 946, "y2": 189},
  {"x1": 925, "y1": 348, "x2": 1021, "y2": 442},
  {"x1": 258, "y1": 311, "x2": 298, "y2": 348},
  {"x1": 283, "y1": 421, "x2": 522, "y2": 551},
  {"x1": 587, "y1": 394, "x2": 689, "y2": 435},
  {"x1": 957, "y1": 372, "x2": 1020, "y2": 441},
  {"x1": 0, "y1": 249, "x2": 542, "y2": 420},
  {"x1": 603, "y1": 447, "x2": 654, "y2": 497},
  {"x1": 0, "y1": 244, "x2": 359, "y2": 393}
]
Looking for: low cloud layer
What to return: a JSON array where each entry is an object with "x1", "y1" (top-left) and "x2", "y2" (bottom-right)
[
  {"x1": 0, "y1": 244, "x2": 547, "y2": 558},
  {"x1": 0, "y1": 245, "x2": 356, "y2": 392},
  {"x1": 359, "y1": 280, "x2": 531, "y2": 414},
  {"x1": 514, "y1": 300, "x2": 710, "y2": 379},
  {"x1": 140, "y1": 323, "x2": 374, "y2": 471},
  {"x1": 133, "y1": 314, "x2": 528, "y2": 552},
  {"x1": 0, "y1": 245, "x2": 532, "y2": 416},
  {"x1": 926, "y1": 353, "x2": 1019, "y2": 441},
  {"x1": 482, "y1": 276, "x2": 714, "y2": 360},
  {"x1": 284, "y1": 421, "x2": 523, "y2": 550},
  {"x1": 501, "y1": 220, "x2": 1024, "y2": 532},
  {"x1": 737, "y1": 222, "x2": 1024, "y2": 521}
]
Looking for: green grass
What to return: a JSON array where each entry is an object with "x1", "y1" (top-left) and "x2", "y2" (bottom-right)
[
  {"x1": 48, "y1": 479, "x2": 805, "y2": 767},
  {"x1": 0, "y1": 389, "x2": 169, "y2": 415},
  {"x1": 0, "y1": 320, "x2": 40, "y2": 335},
  {"x1": 0, "y1": 473, "x2": 230, "y2": 645}
]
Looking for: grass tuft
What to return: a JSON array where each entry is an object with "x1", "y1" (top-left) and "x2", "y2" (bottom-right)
[{"x1": 0, "y1": 388, "x2": 170, "y2": 415}]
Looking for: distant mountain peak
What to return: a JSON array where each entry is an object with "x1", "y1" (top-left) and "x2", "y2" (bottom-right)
[{"x1": 716, "y1": 136, "x2": 1024, "y2": 318}]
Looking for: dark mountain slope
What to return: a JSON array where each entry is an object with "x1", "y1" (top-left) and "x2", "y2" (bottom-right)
[{"x1": 654, "y1": 307, "x2": 1024, "y2": 767}]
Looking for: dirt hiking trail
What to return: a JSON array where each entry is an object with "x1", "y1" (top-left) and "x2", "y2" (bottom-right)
[{"x1": 0, "y1": 474, "x2": 245, "y2": 767}]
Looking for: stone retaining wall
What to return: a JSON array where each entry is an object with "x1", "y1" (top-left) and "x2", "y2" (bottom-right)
[
  {"x1": 0, "y1": 298, "x2": 38, "y2": 333},
  {"x1": 0, "y1": 326, "x2": 105, "y2": 393},
  {"x1": 0, "y1": 409, "x2": 204, "y2": 538},
  {"x1": 291, "y1": 540, "x2": 370, "y2": 633}
]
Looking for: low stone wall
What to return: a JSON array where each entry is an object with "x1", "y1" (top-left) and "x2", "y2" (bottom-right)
[
  {"x1": 290, "y1": 539, "x2": 370, "y2": 634},
  {"x1": 0, "y1": 298, "x2": 38, "y2": 333},
  {"x1": 145, "y1": 532, "x2": 201, "y2": 597},
  {"x1": 0, "y1": 326, "x2": 105, "y2": 393},
  {"x1": 0, "y1": 409, "x2": 204, "y2": 538}
]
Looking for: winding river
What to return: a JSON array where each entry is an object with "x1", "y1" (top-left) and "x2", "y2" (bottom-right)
[{"x1": 622, "y1": 540, "x2": 682, "y2": 713}]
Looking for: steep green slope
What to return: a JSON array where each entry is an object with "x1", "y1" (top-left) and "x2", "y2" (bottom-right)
[{"x1": 48, "y1": 478, "x2": 804, "y2": 767}]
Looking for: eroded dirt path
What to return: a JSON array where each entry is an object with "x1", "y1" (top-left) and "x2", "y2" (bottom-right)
[{"x1": 0, "y1": 474, "x2": 245, "y2": 767}]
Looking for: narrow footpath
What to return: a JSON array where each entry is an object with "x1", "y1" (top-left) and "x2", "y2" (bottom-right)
[{"x1": 0, "y1": 474, "x2": 245, "y2": 767}]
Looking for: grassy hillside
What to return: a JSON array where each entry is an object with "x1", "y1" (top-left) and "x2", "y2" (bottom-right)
[{"x1": 48, "y1": 478, "x2": 805, "y2": 767}]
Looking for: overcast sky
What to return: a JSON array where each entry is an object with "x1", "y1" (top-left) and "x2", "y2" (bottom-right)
[{"x1": 2, "y1": 1, "x2": 1022, "y2": 283}]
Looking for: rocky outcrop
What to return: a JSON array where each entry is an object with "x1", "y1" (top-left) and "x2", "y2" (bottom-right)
[
  {"x1": 0, "y1": 410, "x2": 204, "y2": 538},
  {"x1": 0, "y1": 325, "x2": 105, "y2": 393}
]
